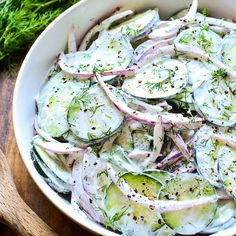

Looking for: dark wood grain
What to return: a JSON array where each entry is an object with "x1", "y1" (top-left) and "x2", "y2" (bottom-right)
[{"x1": 0, "y1": 71, "x2": 94, "y2": 236}]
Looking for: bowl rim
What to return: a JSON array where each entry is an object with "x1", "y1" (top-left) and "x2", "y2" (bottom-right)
[
  {"x1": 12, "y1": 0, "x2": 236, "y2": 235},
  {"x1": 13, "y1": 1, "x2": 117, "y2": 235}
]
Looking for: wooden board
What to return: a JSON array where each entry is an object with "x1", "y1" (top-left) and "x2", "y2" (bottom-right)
[{"x1": 0, "y1": 71, "x2": 94, "y2": 236}]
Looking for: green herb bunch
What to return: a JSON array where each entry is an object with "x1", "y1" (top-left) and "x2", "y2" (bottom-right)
[{"x1": 0, "y1": 0, "x2": 78, "y2": 72}]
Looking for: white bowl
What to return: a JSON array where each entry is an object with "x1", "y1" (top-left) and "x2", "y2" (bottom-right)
[{"x1": 13, "y1": 0, "x2": 236, "y2": 235}]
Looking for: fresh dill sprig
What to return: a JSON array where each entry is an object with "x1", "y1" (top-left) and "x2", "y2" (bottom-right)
[
  {"x1": 202, "y1": 8, "x2": 208, "y2": 17},
  {"x1": 179, "y1": 34, "x2": 193, "y2": 45},
  {"x1": 0, "y1": 0, "x2": 78, "y2": 73},
  {"x1": 197, "y1": 31, "x2": 213, "y2": 52},
  {"x1": 97, "y1": 207, "x2": 129, "y2": 229},
  {"x1": 212, "y1": 68, "x2": 228, "y2": 79}
]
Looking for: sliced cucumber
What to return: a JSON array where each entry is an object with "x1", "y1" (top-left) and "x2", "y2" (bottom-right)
[
  {"x1": 217, "y1": 146, "x2": 236, "y2": 200},
  {"x1": 62, "y1": 131, "x2": 92, "y2": 147},
  {"x1": 37, "y1": 72, "x2": 89, "y2": 137},
  {"x1": 62, "y1": 32, "x2": 134, "y2": 82},
  {"x1": 194, "y1": 126, "x2": 236, "y2": 187},
  {"x1": 193, "y1": 125, "x2": 222, "y2": 187},
  {"x1": 100, "y1": 144, "x2": 138, "y2": 173},
  {"x1": 32, "y1": 146, "x2": 71, "y2": 193},
  {"x1": 175, "y1": 26, "x2": 222, "y2": 57},
  {"x1": 202, "y1": 199, "x2": 236, "y2": 233},
  {"x1": 173, "y1": 58, "x2": 214, "y2": 110},
  {"x1": 221, "y1": 32, "x2": 236, "y2": 70},
  {"x1": 193, "y1": 79, "x2": 236, "y2": 126},
  {"x1": 105, "y1": 173, "x2": 164, "y2": 235},
  {"x1": 132, "y1": 127, "x2": 152, "y2": 152},
  {"x1": 122, "y1": 56, "x2": 188, "y2": 100},
  {"x1": 110, "y1": 9, "x2": 159, "y2": 42},
  {"x1": 159, "y1": 173, "x2": 217, "y2": 235},
  {"x1": 68, "y1": 83, "x2": 124, "y2": 142},
  {"x1": 144, "y1": 169, "x2": 174, "y2": 185},
  {"x1": 115, "y1": 120, "x2": 134, "y2": 153},
  {"x1": 155, "y1": 224, "x2": 175, "y2": 236},
  {"x1": 33, "y1": 136, "x2": 72, "y2": 184}
]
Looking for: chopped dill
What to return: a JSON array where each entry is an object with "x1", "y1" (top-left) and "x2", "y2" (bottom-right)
[
  {"x1": 212, "y1": 68, "x2": 228, "y2": 79},
  {"x1": 179, "y1": 34, "x2": 193, "y2": 44},
  {"x1": 197, "y1": 31, "x2": 213, "y2": 52}
]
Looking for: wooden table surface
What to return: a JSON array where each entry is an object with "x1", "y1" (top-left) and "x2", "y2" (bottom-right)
[{"x1": 0, "y1": 71, "x2": 94, "y2": 236}]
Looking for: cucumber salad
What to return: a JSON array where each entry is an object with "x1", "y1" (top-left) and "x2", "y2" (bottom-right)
[{"x1": 32, "y1": 0, "x2": 236, "y2": 235}]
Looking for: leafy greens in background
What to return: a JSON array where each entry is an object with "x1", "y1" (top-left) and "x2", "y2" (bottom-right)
[{"x1": 0, "y1": 0, "x2": 78, "y2": 73}]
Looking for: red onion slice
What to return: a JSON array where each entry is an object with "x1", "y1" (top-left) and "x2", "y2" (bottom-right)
[
  {"x1": 128, "y1": 150, "x2": 152, "y2": 161},
  {"x1": 72, "y1": 160, "x2": 104, "y2": 223},
  {"x1": 167, "y1": 132, "x2": 192, "y2": 161},
  {"x1": 150, "y1": 116, "x2": 164, "y2": 161},
  {"x1": 211, "y1": 133, "x2": 236, "y2": 150},
  {"x1": 185, "y1": 0, "x2": 198, "y2": 20},
  {"x1": 95, "y1": 74, "x2": 203, "y2": 130},
  {"x1": 157, "y1": 149, "x2": 183, "y2": 169},
  {"x1": 35, "y1": 141, "x2": 84, "y2": 154}
]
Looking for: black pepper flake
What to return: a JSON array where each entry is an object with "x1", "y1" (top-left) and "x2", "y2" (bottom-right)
[{"x1": 149, "y1": 205, "x2": 155, "y2": 210}]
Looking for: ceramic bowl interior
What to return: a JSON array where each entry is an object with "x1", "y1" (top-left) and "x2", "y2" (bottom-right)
[{"x1": 13, "y1": 0, "x2": 236, "y2": 235}]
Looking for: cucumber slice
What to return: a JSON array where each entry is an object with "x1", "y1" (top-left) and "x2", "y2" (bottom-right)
[
  {"x1": 173, "y1": 58, "x2": 214, "y2": 109},
  {"x1": 105, "y1": 173, "x2": 164, "y2": 235},
  {"x1": 193, "y1": 79, "x2": 236, "y2": 126},
  {"x1": 144, "y1": 169, "x2": 174, "y2": 185},
  {"x1": 100, "y1": 145, "x2": 138, "y2": 173},
  {"x1": 221, "y1": 32, "x2": 236, "y2": 70},
  {"x1": 115, "y1": 120, "x2": 134, "y2": 153},
  {"x1": 122, "y1": 57, "x2": 188, "y2": 100},
  {"x1": 32, "y1": 151, "x2": 71, "y2": 193},
  {"x1": 62, "y1": 32, "x2": 134, "y2": 82},
  {"x1": 155, "y1": 224, "x2": 175, "y2": 236},
  {"x1": 68, "y1": 83, "x2": 124, "y2": 142},
  {"x1": 37, "y1": 72, "x2": 89, "y2": 137},
  {"x1": 175, "y1": 27, "x2": 222, "y2": 57},
  {"x1": 193, "y1": 126, "x2": 236, "y2": 187},
  {"x1": 62, "y1": 131, "x2": 92, "y2": 147},
  {"x1": 202, "y1": 199, "x2": 236, "y2": 233},
  {"x1": 110, "y1": 9, "x2": 159, "y2": 42},
  {"x1": 193, "y1": 125, "x2": 222, "y2": 187},
  {"x1": 159, "y1": 173, "x2": 217, "y2": 235},
  {"x1": 132, "y1": 127, "x2": 152, "y2": 152},
  {"x1": 217, "y1": 146, "x2": 236, "y2": 200},
  {"x1": 33, "y1": 136, "x2": 72, "y2": 184},
  {"x1": 205, "y1": 216, "x2": 236, "y2": 234}
]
